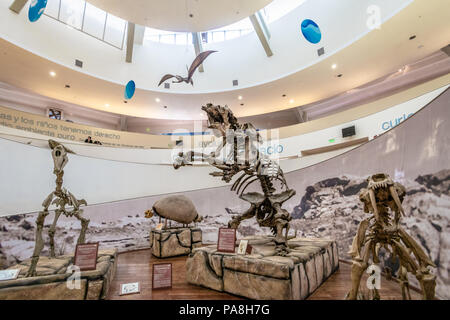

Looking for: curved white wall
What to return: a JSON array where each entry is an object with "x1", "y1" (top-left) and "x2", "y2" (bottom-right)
[
  {"x1": 0, "y1": 0, "x2": 412, "y2": 93},
  {"x1": 1, "y1": 83, "x2": 447, "y2": 216}
]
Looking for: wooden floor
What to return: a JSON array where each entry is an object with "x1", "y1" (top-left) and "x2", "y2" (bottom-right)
[{"x1": 107, "y1": 249, "x2": 422, "y2": 300}]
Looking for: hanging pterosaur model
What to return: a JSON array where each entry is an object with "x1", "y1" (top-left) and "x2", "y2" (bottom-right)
[{"x1": 158, "y1": 50, "x2": 217, "y2": 87}]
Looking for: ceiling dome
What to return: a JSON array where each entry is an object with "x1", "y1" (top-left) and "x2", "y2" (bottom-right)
[{"x1": 84, "y1": 0, "x2": 273, "y2": 32}]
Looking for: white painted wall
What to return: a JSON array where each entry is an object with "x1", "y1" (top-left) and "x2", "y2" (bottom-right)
[
  {"x1": 0, "y1": 0, "x2": 412, "y2": 93},
  {"x1": 0, "y1": 83, "x2": 446, "y2": 216}
]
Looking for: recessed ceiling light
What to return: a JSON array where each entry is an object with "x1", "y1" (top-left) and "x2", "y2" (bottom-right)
[
  {"x1": 49, "y1": 71, "x2": 56, "y2": 77},
  {"x1": 289, "y1": 99, "x2": 294, "y2": 104},
  {"x1": 155, "y1": 98, "x2": 161, "y2": 102},
  {"x1": 105, "y1": 104, "x2": 110, "y2": 107},
  {"x1": 331, "y1": 64, "x2": 337, "y2": 69},
  {"x1": 238, "y1": 95, "x2": 243, "y2": 100}
]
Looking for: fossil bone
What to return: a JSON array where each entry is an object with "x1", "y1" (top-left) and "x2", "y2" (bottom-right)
[
  {"x1": 26, "y1": 140, "x2": 89, "y2": 277},
  {"x1": 145, "y1": 195, "x2": 203, "y2": 227},
  {"x1": 347, "y1": 173, "x2": 436, "y2": 300},
  {"x1": 173, "y1": 103, "x2": 295, "y2": 254}
]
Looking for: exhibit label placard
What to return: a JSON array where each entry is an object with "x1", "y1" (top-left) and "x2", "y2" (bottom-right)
[
  {"x1": 217, "y1": 228, "x2": 236, "y2": 253},
  {"x1": 120, "y1": 282, "x2": 140, "y2": 296},
  {"x1": 152, "y1": 263, "x2": 172, "y2": 289},
  {"x1": 0, "y1": 269, "x2": 20, "y2": 281},
  {"x1": 237, "y1": 240, "x2": 253, "y2": 255},
  {"x1": 74, "y1": 242, "x2": 99, "y2": 271}
]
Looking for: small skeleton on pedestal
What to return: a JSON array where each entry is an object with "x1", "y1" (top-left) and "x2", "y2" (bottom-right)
[{"x1": 26, "y1": 140, "x2": 89, "y2": 277}]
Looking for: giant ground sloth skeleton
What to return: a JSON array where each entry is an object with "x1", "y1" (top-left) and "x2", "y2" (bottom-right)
[
  {"x1": 173, "y1": 103, "x2": 295, "y2": 255},
  {"x1": 347, "y1": 173, "x2": 436, "y2": 299}
]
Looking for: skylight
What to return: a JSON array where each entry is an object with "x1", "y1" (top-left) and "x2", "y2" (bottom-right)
[{"x1": 143, "y1": 0, "x2": 306, "y2": 46}]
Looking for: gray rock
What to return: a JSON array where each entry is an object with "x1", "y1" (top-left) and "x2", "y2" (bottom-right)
[
  {"x1": 223, "y1": 269, "x2": 291, "y2": 300},
  {"x1": 223, "y1": 255, "x2": 291, "y2": 279},
  {"x1": 305, "y1": 258, "x2": 317, "y2": 293},
  {"x1": 0, "y1": 250, "x2": 116, "y2": 300},
  {"x1": 151, "y1": 227, "x2": 202, "y2": 258},
  {"x1": 186, "y1": 250, "x2": 223, "y2": 291},
  {"x1": 299, "y1": 263, "x2": 309, "y2": 299},
  {"x1": 186, "y1": 236, "x2": 338, "y2": 300}
]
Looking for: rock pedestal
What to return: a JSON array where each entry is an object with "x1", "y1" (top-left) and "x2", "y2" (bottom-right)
[
  {"x1": 151, "y1": 227, "x2": 202, "y2": 258},
  {"x1": 0, "y1": 249, "x2": 117, "y2": 300},
  {"x1": 186, "y1": 236, "x2": 339, "y2": 300}
]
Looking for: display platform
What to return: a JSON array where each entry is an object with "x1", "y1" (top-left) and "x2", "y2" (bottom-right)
[
  {"x1": 0, "y1": 249, "x2": 117, "y2": 300},
  {"x1": 186, "y1": 236, "x2": 339, "y2": 300},
  {"x1": 151, "y1": 227, "x2": 202, "y2": 258}
]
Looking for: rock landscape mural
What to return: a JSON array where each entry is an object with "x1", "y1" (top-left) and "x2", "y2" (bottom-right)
[{"x1": 0, "y1": 89, "x2": 448, "y2": 298}]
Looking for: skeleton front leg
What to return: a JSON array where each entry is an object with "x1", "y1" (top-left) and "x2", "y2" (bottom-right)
[
  {"x1": 74, "y1": 210, "x2": 90, "y2": 245},
  {"x1": 347, "y1": 239, "x2": 373, "y2": 300},
  {"x1": 394, "y1": 231, "x2": 436, "y2": 300},
  {"x1": 272, "y1": 204, "x2": 291, "y2": 245},
  {"x1": 228, "y1": 204, "x2": 257, "y2": 229},
  {"x1": 26, "y1": 210, "x2": 50, "y2": 277},
  {"x1": 398, "y1": 265, "x2": 411, "y2": 300},
  {"x1": 48, "y1": 209, "x2": 63, "y2": 257}
]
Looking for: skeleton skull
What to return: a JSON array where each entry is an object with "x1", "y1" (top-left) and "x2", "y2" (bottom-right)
[{"x1": 48, "y1": 140, "x2": 74, "y2": 174}]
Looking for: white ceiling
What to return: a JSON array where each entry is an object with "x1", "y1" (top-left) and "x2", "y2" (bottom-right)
[
  {"x1": 0, "y1": 0, "x2": 449, "y2": 121},
  {"x1": 84, "y1": 0, "x2": 273, "y2": 32}
]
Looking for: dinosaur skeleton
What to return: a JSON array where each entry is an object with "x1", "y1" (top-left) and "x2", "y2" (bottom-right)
[
  {"x1": 347, "y1": 173, "x2": 436, "y2": 299},
  {"x1": 173, "y1": 103, "x2": 295, "y2": 255},
  {"x1": 26, "y1": 140, "x2": 89, "y2": 277}
]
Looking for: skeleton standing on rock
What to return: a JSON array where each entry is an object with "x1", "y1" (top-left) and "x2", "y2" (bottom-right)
[
  {"x1": 26, "y1": 140, "x2": 89, "y2": 277},
  {"x1": 173, "y1": 103, "x2": 295, "y2": 255}
]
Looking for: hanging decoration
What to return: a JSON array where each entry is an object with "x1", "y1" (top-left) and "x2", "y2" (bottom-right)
[
  {"x1": 28, "y1": 0, "x2": 48, "y2": 23},
  {"x1": 124, "y1": 80, "x2": 136, "y2": 100},
  {"x1": 301, "y1": 19, "x2": 322, "y2": 44}
]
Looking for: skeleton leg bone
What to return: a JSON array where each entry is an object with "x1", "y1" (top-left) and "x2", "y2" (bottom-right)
[
  {"x1": 398, "y1": 265, "x2": 411, "y2": 300},
  {"x1": 228, "y1": 204, "x2": 256, "y2": 229},
  {"x1": 417, "y1": 271, "x2": 436, "y2": 300},
  {"x1": 347, "y1": 240, "x2": 373, "y2": 300},
  {"x1": 26, "y1": 210, "x2": 50, "y2": 277},
  {"x1": 392, "y1": 239, "x2": 435, "y2": 299},
  {"x1": 74, "y1": 210, "x2": 89, "y2": 245},
  {"x1": 48, "y1": 209, "x2": 63, "y2": 258}
]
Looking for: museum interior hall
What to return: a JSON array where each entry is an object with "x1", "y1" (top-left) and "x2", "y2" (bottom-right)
[{"x1": 0, "y1": 0, "x2": 449, "y2": 306}]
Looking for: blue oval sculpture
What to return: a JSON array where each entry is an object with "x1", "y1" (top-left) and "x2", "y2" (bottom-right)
[
  {"x1": 124, "y1": 80, "x2": 136, "y2": 100},
  {"x1": 301, "y1": 19, "x2": 322, "y2": 44},
  {"x1": 28, "y1": 0, "x2": 47, "y2": 23}
]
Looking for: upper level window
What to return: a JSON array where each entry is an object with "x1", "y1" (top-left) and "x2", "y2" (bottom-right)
[
  {"x1": 143, "y1": 17, "x2": 253, "y2": 46},
  {"x1": 44, "y1": 0, "x2": 127, "y2": 49},
  {"x1": 142, "y1": 0, "x2": 307, "y2": 46}
]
